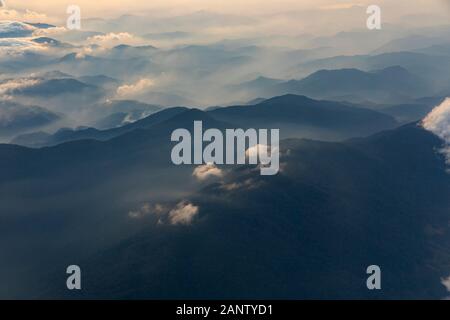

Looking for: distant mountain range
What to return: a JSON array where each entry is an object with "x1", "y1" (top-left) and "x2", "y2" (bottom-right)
[
  {"x1": 11, "y1": 94, "x2": 398, "y2": 147},
  {"x1": 240, "y1": 66, "x2": 432, "y2": 104}
]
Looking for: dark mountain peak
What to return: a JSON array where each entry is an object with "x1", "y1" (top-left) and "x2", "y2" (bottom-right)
[
  {"x1": 259, "y1": 94, "x2": 316, "y2": 105},
  {"x1": 59, "y1": 53, "x2": 78, "y2": 62},
  {"x1": 113, "y1": 44, "x2": 132, "y2": 50},
  {"x1": 24, "y1": 22, "x2": 56, "y2": 29},
  {"x1": 59, "y1": 52, "x2": 98, "y2": 62},
  {"x1": 372, "y1": 65, "x2": 411, "y2": 76},
  {"x1": 12, "y1": 78, "x2": 98, "y2": 97},
  {"x1": 307, "y1": 68, "x2": 368, "y2": 79},
  {"x1": 32, "y1": 37, "x2": 60, "y2": 44}
]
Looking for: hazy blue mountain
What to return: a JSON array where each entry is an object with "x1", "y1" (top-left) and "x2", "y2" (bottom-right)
[
  {"x1": 298, "y1": 51, "x2": 450, "y2": 92},
  {"x1": 24, "y1": 22, "x2": 56, "y2": 29},
  {"x1": 97, "y1": 100, "x2": 161, "y2": 114},
  {"x1": 229, "y1": 76, "x2": 283, "y2": 96},
  {"x1": 414, "y1": 43, "x2": 450, "y2": 56},
  {"x1": 381, "y1": 97, "x2": 446, "y2": 123},
  {"x1": 12, "y1": 95, "x2": 398, "y2": 147},
  {"x1": 77, "y1": 75, "x2": 120, "y2": 88},
  {"x1": 31, "y1": 37, "x2": 73, "y2": 48},
  {"x1": 246, "y1": 97, "x2": 266, "y2": 105},
  {"x1": 142, "y1": 31, "x2": 191, "y2": 40},
  {"x1": 54, "y1": 53, "x2": 155, "y2": 78},
  {"x1": 208, "y1": 94, "x2": 398, "y2": 140},
  {"x1": 0, "y1": 21, "x2": 35, "y2": 38},
  {"x1": 11, "y1": 78, "x2": 101, "y2": 98},
  {"x1": 92, "y1": 100, "x2": 162, "y2": 129},
  {"x1": 11, "y1": 107, "x2": 187, "y2": 147},
  {"x1": 93, "y1": 113, "x2": 131, "y2": 129},
  {"x1": 372, "y1": 35, "x2": 445, "y2": 54},
  {"x1": 265, "y1": 66, "x2": 431, "y2": 104},
  {"x1": 0, "y1": 101, "x2": 61, "y2": 139},
  {"x1": 235, "y1": 76, "x2": 283, "y2": 90}
]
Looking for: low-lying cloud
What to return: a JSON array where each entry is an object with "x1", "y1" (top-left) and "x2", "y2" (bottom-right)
[
  {"x1": 193, "y1": 163, "x2": 224, "y2": 181},
  {"x1": 168, "y1": 201, "x2": 199, "y2": 225},
  {"x1": 116, "y1": 78, "x2": 155, "y2": 98},
  {"x1": 86, "y1": 32, "x2": 138, "y2": 48},
  {"x1": 422, "y1": 97, "x2": 450, "y2": 167},
  {"x1": 0, "y1": 21, "x2": 35, "y2": 38},
  {"x1": 0, "y1": 9, "x2": 48, "y2": 23},
  {"x1": 128, "y1": 201, "x2": 199, "y2": 226},
  {"x1": 0, "y1": 78, "x2": 41, "y2": 99}
]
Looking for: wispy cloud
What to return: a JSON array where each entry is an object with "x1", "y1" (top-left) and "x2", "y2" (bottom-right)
[
  {"x1": 0, "y1": 77, "x2": 41, "y2": 99},
  {"x1": 116, "y1": 78, "x2": 155, "y2": 98},
  {"x1": 168, "y1": 201, "x2": 199, "y2": 225},
  {"x1": 128, "y1": 201, "x2": 199, "y2": 226},
  {"x1": 86, "y1": 32, "x2": 138, "y2": 48},
  {"x1": 0, "y1": 9, "x2": 47, "y2": 23}
]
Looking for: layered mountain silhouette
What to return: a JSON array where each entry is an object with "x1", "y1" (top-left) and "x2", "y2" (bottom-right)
[
  {"x1": 1, "y1": 111, "x2": 448, "y2": 299},
  {"x1": 12, "y1": 95, "x2": 397, "y2": 147},
  {"x1": 11, "y1": 78, "x2": 102, "y2": 98},
  {"x1": 0, "y1": 101, "x2": 61, "y2": 139},
  {"x1": 252, "y1": 66, "x2": 431, "y2": 104}
]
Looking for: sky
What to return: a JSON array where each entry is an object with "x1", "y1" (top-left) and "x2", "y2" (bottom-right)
[{"x1": 3, "y1": 0, "x2": 449, "y2": 21}]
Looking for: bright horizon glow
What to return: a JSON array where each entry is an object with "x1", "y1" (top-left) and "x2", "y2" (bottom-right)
[{"x1": 4, "y1": 0, "x2": 448, "y2": 20}]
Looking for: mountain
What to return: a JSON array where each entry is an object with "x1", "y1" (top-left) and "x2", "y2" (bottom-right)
[
  {"x1": 92, "y1": 100, "x2": 162, "y2": 129},
  {"x1": 2, "y1": 120, "x2": 446, "y2": 299},
  {"x1": 0, "y1": 101, "x2": 61, "y2": 139},
  {"x1": 372, "y1": 35, "x2": 445, "y2": 54},
  {"x1": 208, "y1": 94, "x2": 398, "y2": 140},
  {"x1": 77, "y1": 75, "x2": 120, "y2": 88},
  {"x1": 31, "y1": 37, "x2": 73, "y2": 48},
  {"x1": 230, "y1": 76, "x2": 283, "y2": 93},
  {"x1": 0, "y1": 21, "x2": 35, "y2": 38},
  {"x1": 54, "y1": 53, "x2": 154, "y2": 79},
  {"x1": 142, "y1": 31, "x2": 191, "y2": 40},
  {"x1": 265, "y1": 66, "x2": 431, "y2": 104},
  {"x1": 11, "y1": 78, "x2": 101, "y2": 98},
  {"x1": 12, "y1": 95, "x2": 398, "y2": 147},
  {"x1": 381, "y1": 97, "x2": 446, "y2": 123},
  {"x1": 11, "y1": 107, "x2": 186, "y2": 147},
  {"x1": 297, "y1": 51, "x2": 450, "y2": 93}
]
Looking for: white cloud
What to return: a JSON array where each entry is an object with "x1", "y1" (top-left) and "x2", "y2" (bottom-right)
[
  {"x1": 0, "y1": 77, "x2": 41, "y2": 99},
  {"x1": 128, "y1": 202, "x2": 166, "y2": 219},
  {"x1": 32, "y1": 26, "x2": 66, "y2": 37},
  {"x1": 169, "y1": 201, "x2": 199, "y2": 225},
  {"x1": 0, "y1": 9, "x2": 47, "y2": 23},
  {"x1": 442, "y1": 275, "x2": 450, "y2": 292},
  {"x1": 86, "y1": 32, "x2": 137, "y2": 48},
  {"x1": 0, "y1": 21, "x2": 35, "y2": 38},
  {"x1": 128, "y1": 201, "x2": 199, "y2": 226},
  {"x1": 116, "y1": 78, "x2": 155, "y2": 97},
  {"x1": 221, "y1": 178, "x2": 263, "y2": 191},
  {"x1": 246, "y1": 143, "x2": 276, "y2": 161},
  {"x1": 193, "y1": 163, "x2": 224, "y2": 181},
  {"x1": 422, "y1": 98, "x2": 450, "y2": 167}
]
